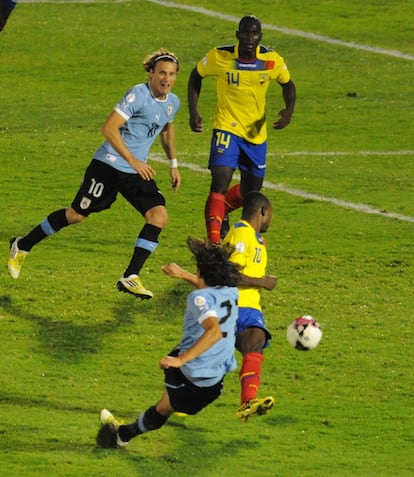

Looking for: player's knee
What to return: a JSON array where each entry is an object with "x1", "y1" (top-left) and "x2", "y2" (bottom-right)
[
  {"x1": 66, "y1": 207, "x2": 86, "y2": 224},
  {"x1": 145, "y1": 205, "x2": 168, "y2": 228},
  {"x1": 210, "y1": 168, "x2": 233, "y2": 194}
]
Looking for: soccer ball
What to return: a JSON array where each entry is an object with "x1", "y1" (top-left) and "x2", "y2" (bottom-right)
[{"x1": 287, "y1": 315, "x2": 322, "y2": 351}]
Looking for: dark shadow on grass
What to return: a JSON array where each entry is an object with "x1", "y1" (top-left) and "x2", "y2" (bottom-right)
[
  {"x1": 152, "y1": 282, "x2": 190, "y2": 322},
  {"x1": 0, "y1": 390, "x2": 102, "y2": 415},
  {"x1": 0, "y1": 294, "x2": 147, "y2": 363}
]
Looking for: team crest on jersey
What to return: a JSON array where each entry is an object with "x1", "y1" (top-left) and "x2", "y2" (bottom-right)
[
  {"x1": 259, "y1": 74, "x2": 268, "y2": 84},
  {"x1": 126, "y1": 93, "x2": 136, "y2": 103},
  {"x1": 194, "y1": 295, "x2": 207, "y2": 307},
  {"x1": 235, "y1": 241, "x2": 246, "y2": 253},
  {"x1": 80, "y1": 197, "x2": 91, "y2": 210},
  {"x1": 167, "y1": 105, "x2": 173, "y2": 116}
]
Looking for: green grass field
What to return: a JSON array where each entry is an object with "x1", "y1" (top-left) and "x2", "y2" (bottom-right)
[{"x1": 1, "y1": 1, "x2": 413, "y2": 476}]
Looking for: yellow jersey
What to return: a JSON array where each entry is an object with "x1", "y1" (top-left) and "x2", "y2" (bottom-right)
[
  {"x1": 196, "y1": 43, "x2": 291, "y2": 144},
  {"x1": 225, "y1": 220, "x2": 267, "y2": 311}
]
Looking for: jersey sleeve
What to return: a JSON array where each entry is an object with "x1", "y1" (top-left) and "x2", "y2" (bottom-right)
[
  {"x1": 196, "y1": 48, "x2": 219, "y2": 78},
  {"x1": 225, "y1": 227, "x2": 250, "y2": 269},
  {"x1": 271, "y1": 53, "x2": 291, "y2": 84},
  {"x1": 114, "y1": 86, "x2": 145, "y2": 121}
]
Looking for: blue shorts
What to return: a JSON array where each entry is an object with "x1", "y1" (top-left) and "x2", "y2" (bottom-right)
[
  {"x1": 209, "y1": 129, "x2": 267, "y2": 179},
  {"x1": 237, "y1": 307, "x2": 272, "y2": 348}
]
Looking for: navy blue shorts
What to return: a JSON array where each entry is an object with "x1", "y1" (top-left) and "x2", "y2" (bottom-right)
[
  {"x1": 237, "y1": 307, "x2": 272, "y2": 348},
  {"x1": 208, "y1": 129, "x2": 267, "y2": 178}
]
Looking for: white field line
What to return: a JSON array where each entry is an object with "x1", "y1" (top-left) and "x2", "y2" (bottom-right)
[
  {"x1": 19, "y1": 0, "x2": 414, "y2": 61},
  {"x1": 181, "y1": 150, "x2": 414, "y2": 158},
  {"x1": 150, "y1": 155, "x2": 414, "y2": 224},
  {"x1": 19, "y1": 0, "x2": 131, "y2": 3},
  {"x1": 145, "y1": 0, "x2": 414, "y2": 61}
]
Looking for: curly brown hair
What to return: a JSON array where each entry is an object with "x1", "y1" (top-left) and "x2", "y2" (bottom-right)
[{"x1": 186, "y1": 237, "x2": 241, "y2": 288}]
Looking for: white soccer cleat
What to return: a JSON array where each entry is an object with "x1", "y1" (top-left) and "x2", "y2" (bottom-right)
[
  {"x1": 100, "y1": 409, "x2": 119, "y2": 427},
  {"x1": 99, "y1": 409, "x2": 128, "y2": 447},
  {"x1": 8, "y1": 237, "x2": 28, "y2": 279}
]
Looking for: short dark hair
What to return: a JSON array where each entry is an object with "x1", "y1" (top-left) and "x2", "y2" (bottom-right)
[
  {"x1": 238, "y1": 15, "x2": 261, "y2": 32},
  {"x1": 186, "y1": 237, "x2": 241, "y2": 288},
  {"x1": 241, "y1": 191, "x2": 271, "y2": 220}
]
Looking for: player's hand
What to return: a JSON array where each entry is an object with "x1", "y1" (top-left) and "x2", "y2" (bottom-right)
[
  {"x1": 169, "y1": 167, "x2": 181, "y2": 192},
  {"x1": 262, "y1": 275, "x2": 277, "y2": 290},
  {"x1": 162, "y1": 262, "x2": 186, "y2": 279},
  {"x1": 159, "y1": 355, "x2": 182, "y2": 369},
  {"x1": 134, "y1": 159, "x2": 156, "y2": 180},
  {"x1": 273, "y1": 109, "x2": 292, "y2": 129},
  {"x1": 189, "y1": 112, "x2": 203, "y2": 132}
]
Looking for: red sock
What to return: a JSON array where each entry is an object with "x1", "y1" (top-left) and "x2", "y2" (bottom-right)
[
  {"x1": 205, "y1": 192, "x2": 225, "y2": 243},
  {"x1": 239, "y1": 352, "x2": 264, "y2": 404},
  {"x1": 224, "y1": 183, "x2": 244, "y2": 214}
]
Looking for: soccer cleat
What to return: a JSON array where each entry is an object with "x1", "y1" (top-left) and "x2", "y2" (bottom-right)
[
  {"x1": 220, "y1": 214, "x2": 230, "y2": 240},
  {"x1": 236, "y1": 396, "x2": 275, "y2": 422},
  {"x1": 117, "y1": 275, "x2": 153, "y2": 299},
  {"x1": 99, "y1": 409, "x2": 128, "y2": 448},
  {"x1": 8, "y1": 237, "x2": 28, "y2": 279}
]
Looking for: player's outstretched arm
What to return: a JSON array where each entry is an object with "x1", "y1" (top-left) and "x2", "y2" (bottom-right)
[
  {"x1": 161, "y1": 263, "x2": 199, "y2": 287},
  {"x1": 239, "y1": 274, "x2": 277, "y2": 291}
]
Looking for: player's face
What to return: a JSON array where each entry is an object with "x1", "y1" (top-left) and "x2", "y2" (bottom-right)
[
  {"x1": 236, "y1": 22, "x2": 262, "y2": 58},
  {"x1": 149, "y1": 60, "x2": 178, "y2": 99}
]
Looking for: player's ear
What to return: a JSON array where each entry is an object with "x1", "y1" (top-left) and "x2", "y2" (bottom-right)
[{"x1": 261, "y1": 206, "x2": 266, "y2": 216}]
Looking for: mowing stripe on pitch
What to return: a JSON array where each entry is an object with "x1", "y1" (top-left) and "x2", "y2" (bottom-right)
[
  {"x1": 20, "y1": 0, "x2": 414, "y2": 61},
  {"x1": 145, "y1": 0, "x2": 414, "y2": 61},
  {"x1": 150, "y1": 155, "x2": 414, "y2": 224}
]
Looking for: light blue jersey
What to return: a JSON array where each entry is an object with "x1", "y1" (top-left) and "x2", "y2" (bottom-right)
[
  {"x1": 180, "y1": 286, "x2": 239, "y2": 387},
  {"x1": 94, "y1": 82, "x2": 180, "y2": 173}
]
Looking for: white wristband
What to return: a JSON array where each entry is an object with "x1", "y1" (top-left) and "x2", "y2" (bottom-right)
[{"x1": 169, "y1": 158, "x2": 178, "y2": 168}]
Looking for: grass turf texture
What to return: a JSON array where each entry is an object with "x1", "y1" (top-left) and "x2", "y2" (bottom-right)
[{"x1": 0, "y1": 1, "x2": 413, "y2": 476}]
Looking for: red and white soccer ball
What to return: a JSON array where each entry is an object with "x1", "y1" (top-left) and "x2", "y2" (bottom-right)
[{"x1": 287, "y1": 315, "x2": 322, "y2": 351}]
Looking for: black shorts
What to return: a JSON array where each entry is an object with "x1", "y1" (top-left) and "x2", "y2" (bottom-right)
[
  {"x1": 164, "y1": 349, "x2": 224, "y2": 415},
  {"x1": 71, "y1": 159, "x2": 166, "y2": 216}
]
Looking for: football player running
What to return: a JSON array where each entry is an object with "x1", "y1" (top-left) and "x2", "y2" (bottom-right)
[
  {"x1": 188, "y1": 15, "x2": 296, "y2": 243},
  {"x1": 97, "y1": 238, "x2": 241, "y2": 448},
  {"x1": 8, "y1": 49, "x2": 181, "y2": 299}
]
